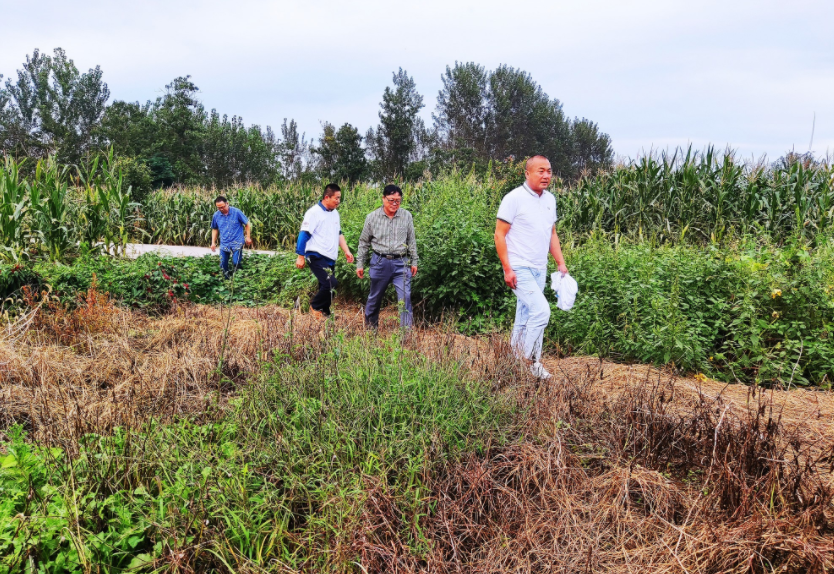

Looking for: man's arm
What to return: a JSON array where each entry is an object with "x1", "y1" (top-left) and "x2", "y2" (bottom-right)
[
  {"x1": 244, "y1": 222, "x2": 252, "y2": 246},
  {"x1": 339, "y1": 233, "x2": 354, "y2": 263},
  {"x1": 550, "y1": 225, "x2": 567, "y2": 275},
  {"x1": 210, "y1": 229, "x2": 219, "y2": 252},
  {"x1": 295, "y1": 231, "x2": 312, "y2": 269},
  {"x1": 355, "y1": 217, "x2": 373, "y2": 278},
  {"x1": 494, "y1": 220, "x2": 516, "y2": 289}
]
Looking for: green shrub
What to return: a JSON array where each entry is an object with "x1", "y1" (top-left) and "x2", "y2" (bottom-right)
[
  {"x1": 112, "y1": 157, "x2": 153, "y2": 204},
  {"x1": 548, "y1": 237, "x2": 834, "y2": 386},
  {"x1": 37, "y1": 252, "x2": 316, "y2": 311}
]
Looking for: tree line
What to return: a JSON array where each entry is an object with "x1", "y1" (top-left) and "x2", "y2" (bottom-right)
[{"x1": 1, "y1": 48, "x2": 614, "y2": 194}]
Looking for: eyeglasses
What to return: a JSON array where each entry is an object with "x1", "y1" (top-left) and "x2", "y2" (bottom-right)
[{"x1": 384, "y1": 197, "x2": 402, "y2": 205}]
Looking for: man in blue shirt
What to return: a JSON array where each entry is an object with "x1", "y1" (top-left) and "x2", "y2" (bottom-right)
[
  {"x1": 295, "y1": 183, "x2": 354, "y2": 317},
  {"x1": 210, "y1": 196, "x2": 252, "y2": 278}
]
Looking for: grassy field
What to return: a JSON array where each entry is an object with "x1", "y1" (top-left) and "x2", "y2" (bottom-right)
[
  {"x1": 1, "y1": 295, "x2": 833, "y2": 572},
  {"x1": 1, "y1": 149, "x2": 834, "y2": 572}
]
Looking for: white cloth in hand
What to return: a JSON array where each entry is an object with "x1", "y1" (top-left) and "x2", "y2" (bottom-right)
[{"x1": 550, "y1": 272, "x2": 578, "y2": 311}]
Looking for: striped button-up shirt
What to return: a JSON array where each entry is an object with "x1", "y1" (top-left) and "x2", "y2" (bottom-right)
[{"x1": 356, "y1": 207, "x2": 419, "y2": 270}]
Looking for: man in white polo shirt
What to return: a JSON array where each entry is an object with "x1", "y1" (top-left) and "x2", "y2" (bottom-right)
[
  {"x1": 295, "y1": 183, "x2": 354, "y2": 317},
  {"x1": 494, "y1": 155, "x2": 568, "y2": 379}
]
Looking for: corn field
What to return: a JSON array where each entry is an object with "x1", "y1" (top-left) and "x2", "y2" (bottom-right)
[
  {"x1": 561, "y1": 147, "x2": 834, "y2": 243},
  {"x1": 0, "y1": 151, "x2": 139, "y2": 262},
  {"x1": 140, "y1": 148, "x2": 834, "y2": 249},
  {"x1": 1, "y1": 148, "x2": 833, "y2": 263}
]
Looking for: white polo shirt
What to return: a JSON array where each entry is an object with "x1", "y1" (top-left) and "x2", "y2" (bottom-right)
[
  {"x1": 300, "y1": 202, "x2": 341, "y2": 261},
  {"x1": 496, "y1": 183, "x2": 558, "y2": 270}
]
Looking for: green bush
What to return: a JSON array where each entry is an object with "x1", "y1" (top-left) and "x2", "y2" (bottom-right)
[
  {"x1": 35, "y1": 252, "x2": 316, "y2": 311},
  {"x1": 112, "y1": 156, "x2": 153, "y2": 204},
  {"x1": 548, "y1": 237, "x2": 834, "y2": 386}
]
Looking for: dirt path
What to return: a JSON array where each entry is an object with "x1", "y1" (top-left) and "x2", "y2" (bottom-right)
[{"x1": 541, "y1": 355, "x2": 834, "y2": 452}]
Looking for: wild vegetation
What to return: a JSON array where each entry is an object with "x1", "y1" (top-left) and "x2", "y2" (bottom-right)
[
  {"x1": 2, "y1": 43, "x2": 833, "y2": 574},
  {"x1": 1, "y1": 147, "x2": 832, "y2": 386},
  {"x1": 1, "y1": 294, "x2": 832, "y2": 572}
]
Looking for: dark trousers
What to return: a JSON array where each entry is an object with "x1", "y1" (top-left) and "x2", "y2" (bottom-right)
[
  {"x1": 308, "y1": 253, "x2": 337, "y2": 315},
  {"x1": 365, "y1": 253, "x2": 412, "y2": 328},
  {"x1": 219, "y1": 247, "x2": 243, "y2": 278}
]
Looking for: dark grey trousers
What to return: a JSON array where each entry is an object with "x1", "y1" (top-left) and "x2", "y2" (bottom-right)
[{"x1": 364, "y1": 253, "x2": 412, "y2": 327}]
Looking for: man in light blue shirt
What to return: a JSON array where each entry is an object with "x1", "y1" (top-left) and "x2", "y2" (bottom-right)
[{"x1": 210, "y1": 195, "x2": 252, "y2": 278}]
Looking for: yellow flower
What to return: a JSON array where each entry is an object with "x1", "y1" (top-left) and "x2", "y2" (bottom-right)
[
  {"x1": 772, "y1": 311, "x2": 780, "y2": 319},
  {"x1": 771, "y1": 288, "x2": 782, "y2": 299},
  {"x1": 708, "y1": 356, "x2": 714, "y2": 361},
  {"x1": 694, "y1": 373, "x2": 708, "y2": 382}
]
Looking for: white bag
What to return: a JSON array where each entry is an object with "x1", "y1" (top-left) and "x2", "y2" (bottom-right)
[{"x1": 550, "y1": 272, "x2": 578, "y2": 311}]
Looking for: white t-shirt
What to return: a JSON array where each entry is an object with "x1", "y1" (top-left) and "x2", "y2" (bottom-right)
[
  {"x1": 496, "y1": 183, "x2": 558, "y2": 270},
  {"x1": 300, "y1": 202, "x2": 341, "y2": 261}
]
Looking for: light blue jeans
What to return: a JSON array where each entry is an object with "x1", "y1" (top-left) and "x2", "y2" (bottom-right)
[{"x1": 510, "y1": 267, "x2": 551, "y2": 362}]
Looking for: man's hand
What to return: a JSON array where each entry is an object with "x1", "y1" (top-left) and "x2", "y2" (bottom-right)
[
  {"x1": 245, "y1": 237, "x2": 253, "y2": 247},
  {"x1": 411, "y1": 265, "x2": 418, "y2": 277},
  {"x1": 295, "y1": 255, "x2": 305, "y2": 269},
  {"x1": 356, "y1": 268, "x2": 364, "y2": 279},
  {"x1": 210, "y1": 243, "x2": 216, "y2": 252},
  {"x1": 558, "y1": 263, "x2": 568, "y2": 276},
  {"x1": 504, "y1": 268, "x2": 517, "y2": 289},
  {"x1": 345, "y1": 251, "x2": 355, "y2": 264}
]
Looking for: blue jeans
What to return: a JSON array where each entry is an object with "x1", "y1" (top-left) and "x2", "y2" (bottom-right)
[
  {"x1": 219, "y1": 247, "x2": 243, "y2": 277},
  {"x1": 510, "y1": 267, "x2": 551, "y2": 362},
  {"x1": 365, "y1": 254, "x2": 412, "y2": 328}
]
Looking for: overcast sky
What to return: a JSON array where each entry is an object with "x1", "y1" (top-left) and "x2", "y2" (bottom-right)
[{"x1": 2, "y1": 0, "x2": 832, "y2": 161}]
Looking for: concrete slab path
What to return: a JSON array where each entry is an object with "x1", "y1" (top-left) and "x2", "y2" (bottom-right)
[{"x1": 124, "y1": 244, "x2": 279, "y2": 259}]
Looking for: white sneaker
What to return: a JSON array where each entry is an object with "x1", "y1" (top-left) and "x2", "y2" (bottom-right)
[{"x1": 529, "y1": 362, "x2": 552, "y2": 380}]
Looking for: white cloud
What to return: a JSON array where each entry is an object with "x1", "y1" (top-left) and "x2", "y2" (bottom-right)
[{"x1": 1, "y1": 0, "x2": 832, "y2": 160}]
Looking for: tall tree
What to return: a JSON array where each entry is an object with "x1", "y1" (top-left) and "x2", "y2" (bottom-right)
[
  {"x1": 96, "y1": 100, "x2": 156, "y2": 158},
  {"x1": 314, "y1": 122, "x2": 339, "y2": 177},
  {"x1": 0, "y1": 48, "x2": 110, "y2": 163},
  {"x1": 570, "y1": 118, "x2": 613, "y2": 174},
  {"x1": 202, "y1": 111, "x2": 279, "y2": 186},
  {"x1": 486, "y1": 65, "x2": 572, "y2": 174},
  {"x1": 279, "y1": 118, "x2": 309, "y2": 180},
  {"x1": 366, "y1": 68, "x2": 426, "y2": 180},
  {"x1": 314, "y1": 122, "x2": 368, "y2": 184},
  {"x1": 152, "y1": 76, "x2": 206, "y2": 184},
  {"x1": 333, "y1": 123, "x2": 369, "y2": 184},
  {"x1": 432, "y1": 62, "x2": 612, "y2": 179},
  {"x1": 433, "y1": 62, "x2": 489, "y2": 159}
]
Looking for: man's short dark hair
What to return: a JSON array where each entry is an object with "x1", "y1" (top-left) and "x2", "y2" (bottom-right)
[
  {"x1": 383, "y1": 184, "x2": 402, "y2": 197},
  {"x1": 323, "y1": 183, "x2": 341, "y2": 198},
  {"x1": 214, "y1": 195, "x2": 228, "y2": 204},
  {"x1": 525, "y1": 155, "x2": 550, "y2": 170}
]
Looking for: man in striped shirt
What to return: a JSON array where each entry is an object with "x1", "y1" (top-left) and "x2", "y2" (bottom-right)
[{"x1": 355, "y1": 184, "x2": 419, "y2": 328}]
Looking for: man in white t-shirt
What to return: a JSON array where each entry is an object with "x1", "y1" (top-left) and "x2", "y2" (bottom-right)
[
  {"x1": 494, "y1": 156, "x2": 568, "y2": 379},
  {"x1": 295, "y1": 183, "x2": 354, "y2": 317}
]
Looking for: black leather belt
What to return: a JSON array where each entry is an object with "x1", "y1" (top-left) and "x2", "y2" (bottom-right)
[{"x1": 373, "y1": 251, "x2": 405, "y2": 259}]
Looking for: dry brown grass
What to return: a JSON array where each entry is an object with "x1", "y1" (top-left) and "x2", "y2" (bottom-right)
[
  {"x1": 352, "y1": 363, "x2": 834, "y2": 574},
  {"x1": 0, "y1": 288, "x2": 345, "y2": 444},
  {"x1": 2, "y1": 296, "x2": 833, "y2": 572}
]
